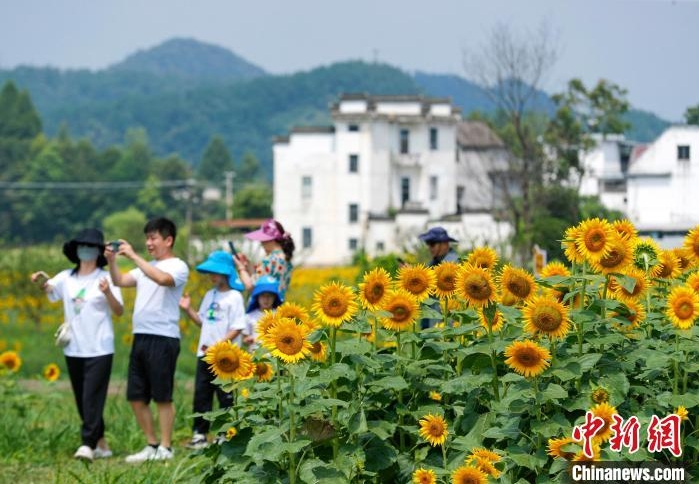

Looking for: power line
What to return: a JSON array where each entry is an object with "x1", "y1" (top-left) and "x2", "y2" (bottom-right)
[{"x1": 0, "y1": 179, "x2": 198, "y2": 190}]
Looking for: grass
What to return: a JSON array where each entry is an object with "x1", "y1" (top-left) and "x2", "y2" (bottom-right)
[{"x1": 1, "y1": 375, "x2": 213, "y2": 484}]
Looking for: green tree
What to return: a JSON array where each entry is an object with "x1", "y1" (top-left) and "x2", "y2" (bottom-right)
[
  {"x1": 236, "y1": 150, "x2": 263, "y2": 184},
  {"x1": 109, "y1": 128, "x2": 152, "y2": 181},
  {"x1": 685, "y1": 104, "x2": 699, "y2": 125},
  {"x1": 198, "y1": 135, "x2": 234, "y2": 182},
  {"x1": 0, "y1": 81, "x2": 42, "y2": 139},
  {"x1": 232, "y1": 183, "x2": 272, "y2": 219}
]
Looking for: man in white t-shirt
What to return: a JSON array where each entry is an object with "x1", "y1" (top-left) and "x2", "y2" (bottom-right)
[{"x1": 107, "y1": 217, "x2": 189, "y2": 463}]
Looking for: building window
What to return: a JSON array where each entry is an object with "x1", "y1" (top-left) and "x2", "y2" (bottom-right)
[
  {"x1": 678, "y1": 145, "x2": 690, "y2": 160},
  {"x1": 429, "y1": 127, "x2": 438, "y2": 150},
  {"x1": 301, "y1": 176, "x2": 312, "y2": 199},
  {"x1": 399, "y1": 129, "x2": 409, "y2": 154},
  {"x1": 401, "y1": 177, "x2": 410, "y2": 206},
  {"x1": 349, "y1": 238, "x2": 358, "y2": 251},
  {"x1": 376, "y1": 241, "x2": 385, "y2": 252},
  {"x1": 302, "y1": 227, "x2": 312, "y2": 248},
  {"x1": 429, "y1": 176, "x2": 438, "y2": 200},
  {"x1": 456, "y1": 185, "x2": 465, "y2": 214},
  {"x1": 348, "y1": 124, "x2": 359, "y2": 132},
  {"x1": 349, "y1": 154, "x2": 359, "y2": 173},
  {"x1": 349, "y1": 203, "x2": 359, "y2": 223}
]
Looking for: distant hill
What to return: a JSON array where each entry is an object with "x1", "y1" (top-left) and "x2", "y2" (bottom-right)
[
  {"x1": 109, "y1": 37, "x2": 266, "y2": 81},
  {"x1": 0, "y1": 37, "x2": 672, "y2": 174}
]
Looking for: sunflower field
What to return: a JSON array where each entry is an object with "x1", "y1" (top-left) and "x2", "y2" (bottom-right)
[
  {"x1": 2, "y1": 219, "x2": 698, "y2": 483},
  {"x1": 190, "y1": 218, "x2": 698, "y2": 483}
]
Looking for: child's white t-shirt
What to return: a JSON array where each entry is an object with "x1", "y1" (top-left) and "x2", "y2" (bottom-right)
[
  {"x1": 129, "y1": 257, "x2": 189, "y2": 339},
  {"x1": 48, "y1": 268, "x2": 123, "y2": 357},
  {"x1": 195, "y1": 288, "x2": 246, "y2": 357}
]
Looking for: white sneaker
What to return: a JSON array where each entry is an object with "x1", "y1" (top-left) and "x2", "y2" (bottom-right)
[
  {"x1": 124, "y1": 445, "x2": 157, "y2": 463},
  {"x1": 185, "y1": 433, "x2": 208, "y2": 450},
  {"x1": 94, "y1": 447, "x2": 113, "y2": 458},
  {"x1": 152, "y1": 445, "x2": 174, "y2": 460},
  {"x1": 74, "y1": 445, "x2": 94, "y2": 461}
]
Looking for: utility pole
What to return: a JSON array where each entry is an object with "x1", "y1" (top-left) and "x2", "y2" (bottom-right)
[{"x1": 224, "y1": 170, "x2": 235, "y2": 221}]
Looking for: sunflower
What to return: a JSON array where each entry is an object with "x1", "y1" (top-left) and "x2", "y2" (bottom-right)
[
  {"x1": 450, "y1": 465, "x2": 488, "y2": 484},
  {"x1": 412, "y1": 468, "x2": 437, "y2": 484},
  {"x1": 0, "y1": 350, "x2": 21, "y2": 372},
  {"x1": 308, "y1": 341, "x2": 328, "y2": 362},
  {"x1": 477, "y1": 307, "x2": 505, "y2": 334},
  {"x1": 504, "y1": 340, "x2": 551, "y2": 378},
  {"x1": 547, "y1": 437, "x2": 581, "y2": 460},
  {"x1": 655, "y1": 250, "x2": 682, "y2": 280},
  {"x1": 466, "y1": 246, "x2": 499, "y2": 271},
  {"x1": 673, "y1": 247, "x2": 693, "y2": 272},
  {"x1": 429, "y1": 391, "x2": 442, "y2": 402},
  {"x1": 539, "y1": 261, "x2": 571, "y2": 278},
  {"x1": 455, "y1": 264, "x2": 496, "y2": 307},
  {"x1": 631, "y1": 237, "x2": 662, "y2": 276},
  {"x1": 611, "y1": 268, "x2": 649, "y2": 303},
  {"x1": 43, "y1": 363, "x2": 60, "y2": 382},
  {"x1": 675, "y1": 406, "x2": 689, "y2": 422},
  {"x1": 687, "y1": 272, "x2": 699, "y2": 293},
  {"x1": 276, "y1": 302, "x2": 311, "y2": 325},
  {"x1": 418, "y1": 413, "x2": 448, "y2": 447},
  {"x1": 467, "y1": 456, "x2": 501, "y2": 479},
  {"x1": 572, "y1": 442, "x2": 601, "y2": 461},
  {"x1": 589, "y1": 233, "x2": 632, "y2": 275},
  {"x1": 467, "y1": 447, "x2": 502, "y2": 464},
  {"x1": 433, "y1": 261, "x2": 459, "y2": 298},
  {"x1": 240, "y1": 388, "x2": 250, "y2": 399},
  {"x1": 612, "y1": 219, "x2": 638, "y2": 240},
  {"x1": 358, "y1": 267, "x2": 392, "y2": 310},
  {"x1": 591, "y1": 387, "x2": 610, "y2": 404},
  {"x1": 610, "y1": 299, "x2": 646, "y2": 331},
  {"x1": 256, "y1": 310, "x2": 280, "y2": 337},
  {"x1": 397, "y1": 264, "x2": 436, "y2": 302},
  {"x1": 574, "y1": 218, "x2": 615, "y2": 262},
  {"x1": 590, "y1": 402, "x2": 617, "y2": 442},
  {"x1": 312, "y1": 282, "x2": 358, "y2": 328},
  {"x1": 683, "y1": 225, "x2": 699, "y2": 266},
  {"x1": 563, "y1": 225, "x2": 586, "y2": 265},
  {"x1": 203, "y1": 341, "x2": 254, "y2": 381},
  {"x1": 521, "y1": 295, "x2": 571, "y2": 340},
  {"x1": 666, "y1": 285, "x2": 699, "y2": 330},
  {"x1": 498, "y1": 265, "x2": 537, "y2": 302},
  {"x1": 253, "y1": 361, "x2": 274, "y2": 382},
  {"x1": 225, "y1": 427, "x2": 237, "y2": 440},
  {"x1": 263, "y1": 317, "x2": 312, "y2": 364},
  {"x1": 380, "y1": 290, "x2": 420, "y2": 331}
]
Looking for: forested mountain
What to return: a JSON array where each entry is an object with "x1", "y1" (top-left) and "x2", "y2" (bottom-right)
[
  {"x1": 0, "y1": 38, "x2": 671, "y2": 176},
  {"x1": 109, "y1": 37, "x2": 267, "y2": 81}
]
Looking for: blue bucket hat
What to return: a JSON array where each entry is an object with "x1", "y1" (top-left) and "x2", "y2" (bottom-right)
[
  {"x1": 247, "y1": 275, "x2": 282, "y2": 312},
  {"x1": 196, "y1": 250, "x2": 245, "y2": 291},
  {"x1": 418, "y1": 226, "x2": 457, "y2": 244}
]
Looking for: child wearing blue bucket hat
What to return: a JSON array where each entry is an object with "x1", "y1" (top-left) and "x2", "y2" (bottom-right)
[
  {"x1": 241, "y1": 275, "x2": 283, "y2": 350},
  {"x1": 178, "y1": 250, "x2": 246, "y2": 449}
]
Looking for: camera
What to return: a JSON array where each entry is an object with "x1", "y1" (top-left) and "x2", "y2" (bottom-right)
[{"x1": 110, "y1": 241, "x2": 122, "y2": 252}]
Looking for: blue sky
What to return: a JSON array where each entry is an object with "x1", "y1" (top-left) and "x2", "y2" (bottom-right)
[{"x1": 1, "y1": 0, "x2": 697, "y2": 120}]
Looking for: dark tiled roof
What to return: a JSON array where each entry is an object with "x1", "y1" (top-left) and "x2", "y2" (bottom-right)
[{"x1": 457, "y1": 121, "x2": 504, "y2": 149}]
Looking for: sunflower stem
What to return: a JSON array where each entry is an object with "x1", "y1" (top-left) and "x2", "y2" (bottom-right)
[
  {"x1": 486, "y1": 304, "x2": 500, "y2": 402},
  {"x1": 441, "y1": 443, "x2": 448, "y2": 470},
  {"x1": 330, "y1": 326, "x2": 339, "y2": 461},
  {"x1": 601, "y1": 274, "x2": 610, "y2": 320},
  {"x1": 673, "y1": 333, "x2": 680, "y2": 395},
  {"x1": 577, "y1": 264, "x2": 588, "y2": 359},
  {"x1": 288, "y1": 369, "x2": 296, "y2": 484}
]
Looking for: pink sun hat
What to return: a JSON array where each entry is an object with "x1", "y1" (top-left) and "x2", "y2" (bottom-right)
[{"x1": 245, "y1": 219, "x2": 283, "y2": 242}]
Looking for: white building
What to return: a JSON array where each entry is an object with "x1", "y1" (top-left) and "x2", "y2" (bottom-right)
[
  {"x1": 273, "y1": 94, "x2": 511, "y2": 265},
  {"x1": 578, "y1": 134, "x2": 637, "y2": 213},
  {"x1": 627, "y1": 125, "x2": 699, "y2": 247}
]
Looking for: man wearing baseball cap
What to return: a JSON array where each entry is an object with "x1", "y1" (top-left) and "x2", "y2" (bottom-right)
[{"x1": 418, "y1": 226, "x2": 459, "y2": 267}]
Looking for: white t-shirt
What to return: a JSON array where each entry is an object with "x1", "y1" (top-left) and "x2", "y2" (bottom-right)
[
  {"x1": 47, "y1": 268, "x2": 123, "y2": 357},
  {"x1": 195, "y1": 288, "x2": 246, "y2": 357},
  {"x1": 243, "y1": 308, "x2": 266, "y2": 351},
  {"x1": 129, "y1": 257, "x2": 189, "y2": 339}
]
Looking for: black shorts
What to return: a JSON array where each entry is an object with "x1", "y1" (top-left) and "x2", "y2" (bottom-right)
[{"x1": 127, "y1": 333, "x2": 180, "y2": 403}]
